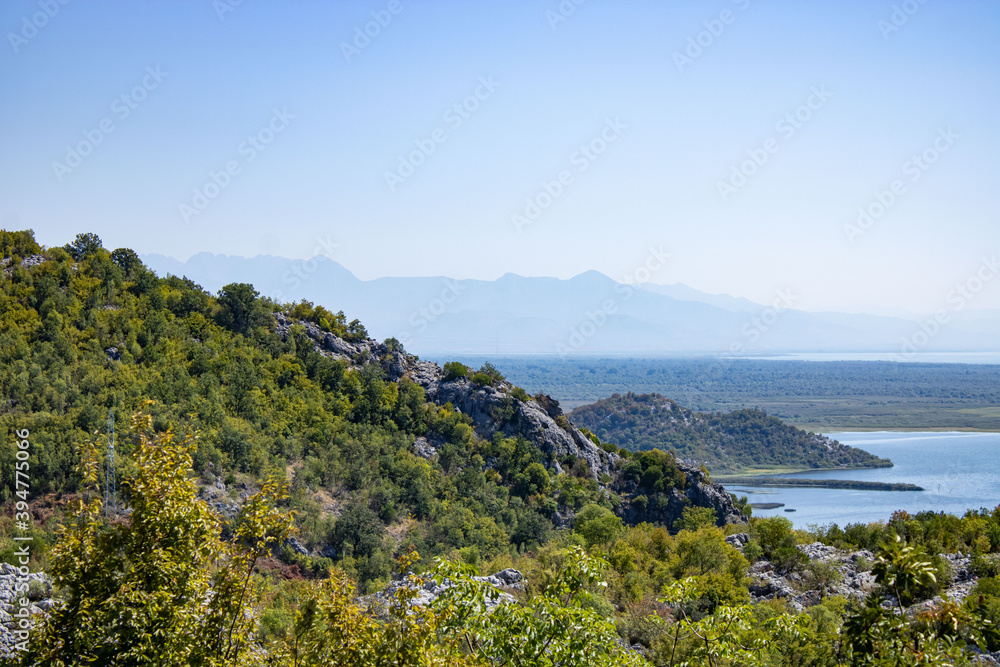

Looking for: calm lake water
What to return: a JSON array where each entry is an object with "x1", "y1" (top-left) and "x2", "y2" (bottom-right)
[
  {"x1": 727, "y1": 431, "x2": 1000, "y2": 530},
  {"x1": 735, "y1": 352, "x2": 1000, "y2": 364}
]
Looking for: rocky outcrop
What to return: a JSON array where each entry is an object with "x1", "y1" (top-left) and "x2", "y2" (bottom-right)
[
  {"x1": 0, "y1": 564, "x2": 57, "y2": 659},
  {"x1": 417, "y1": 373, "x2": 617, "y2": 479},
  {"x1": 273, "y1": 313, "x2": 616, "y2": 480},
  {"x1": 273, "y1": 313, "x2": 408, "y2": 380},
  {"x1": 617, "y1": 463, "x2": 747, "y2": 529},
  {"x1": 737, "y1": 541, "x2": 984, "y2": 615},
  {"x1": 273, "y1": 314, "x2": 751, "y2": 526},
  {"x1": 1, "y1": 254, "x2": 47, "y2": 278},
  {"x1": 363, "y1": 568, "x2": 525, "y2": 615}
]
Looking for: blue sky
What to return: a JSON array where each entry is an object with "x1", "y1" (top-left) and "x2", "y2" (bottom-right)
[{"x1": 1, "y1": 0, "x2": 998, "y2": 315}]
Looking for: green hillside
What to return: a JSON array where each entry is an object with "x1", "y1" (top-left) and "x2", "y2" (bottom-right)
[
  {"x1": 4, "y1": 231, "x2": 1000, "y2": 666},
  {"x1": 0, "y1": 230, "x2": 623, "y2": 590},
  {"x1": 569, "y1": 392, "x2": 891, "y2": 473}
]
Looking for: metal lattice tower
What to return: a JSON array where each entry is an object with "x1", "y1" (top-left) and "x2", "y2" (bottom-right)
[{"x1": 105, "y1": 408, "x2": 116, "y2": 518}]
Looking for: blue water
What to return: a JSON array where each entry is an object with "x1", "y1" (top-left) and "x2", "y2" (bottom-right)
[
  {"x1": 728, "y1": 431, "x2": 1000, "y2": 529},
  {"x1": 735, "y1": 352, "x2": 1000, "y2": 364}
]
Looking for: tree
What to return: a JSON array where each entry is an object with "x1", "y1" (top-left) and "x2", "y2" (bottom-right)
[
  {"x1": 432, "y1": 547, "x2": 648, "y2": 667},
  {"x1": 443, "y1": 362, "x2": 468, "y2": 382},
  {"x1": 110, "y1": 247, "x2": 142, "y2": 278},
  {"x1": 67, "y1": 232, "x2": 103, "y2": 260},
  {"x1": 216, "y1": 282, "x2": 267, "y2": 336},
  {"x1": 0, "y1": 229, "x2": 42, "y2": 258},
  {"x1": 674, "y1": 505, "x2": 718, "y2": 532},
  {"x1": 573, "y1": 503, "x2": 623, "y2": 548},
  {"x1": 20, "y1": 406, "x2": 293, "y2": 666},
  {"x1": 272, "y1": 552, "x2": 480, "y2": 667},
  {"x1": 657, "y1": 577, "x2": 806, "y2": 667}
]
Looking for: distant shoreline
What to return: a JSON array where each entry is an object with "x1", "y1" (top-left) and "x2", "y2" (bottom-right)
[{"x1": 717, "y1": 477, "x2": 923, "y2": 492}]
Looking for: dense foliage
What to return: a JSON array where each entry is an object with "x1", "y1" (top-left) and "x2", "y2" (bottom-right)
[
  {"x1": 0, "y1": 231, "x2": 610, "y2": 592},
  {"x1": 3, "y1": 231, "x2": 1000, "y2": 666},
  {"x1": 570, "y1": 392, "x2": 890, "y2": 472}
]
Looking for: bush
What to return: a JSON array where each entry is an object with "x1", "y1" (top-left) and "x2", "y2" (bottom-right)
[
  {"x1": 972, "y1": 553, "x2": 1000, "y2": 579},
  {"x1": 443, "y1": 361, "x2": 468, "y2": 381},
  {"x1": 574, "y1": 503, "x2": 624, "y2": 548},
  {"x1": 477, "y1": 362, "x2": 505, "y2": 385},
  {"x1": 471, "y1": 372, "x2": 493, "y2": 387},
  {"x1": 510, "y1": 386, "x2": 530, "y2": 402},
  {"x1": 674, "y1": 506, "x2": 718, "y2": 532}
]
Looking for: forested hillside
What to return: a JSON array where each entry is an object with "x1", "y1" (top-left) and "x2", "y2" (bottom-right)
[
  {"x1": 570, "y1": 392, "x2": 891, "y2": 472},
  {"x1": 3, "y1": 231, "x2": 1000, "y2": 665},
  {"x1": 0, "y1": 230, "x2": 740, "y2": 592}
]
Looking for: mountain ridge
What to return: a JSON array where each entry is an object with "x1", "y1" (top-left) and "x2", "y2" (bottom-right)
[{"x1": 141, "y1": 251, "x2": 1000, "y2": 356}]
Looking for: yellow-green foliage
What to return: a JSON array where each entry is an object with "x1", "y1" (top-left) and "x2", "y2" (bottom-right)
[{"x1": 17, "y1": 407, "x2": 293, "y2": 666}]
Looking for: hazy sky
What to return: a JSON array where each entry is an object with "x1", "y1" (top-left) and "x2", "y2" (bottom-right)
[{"x1": 2, "y1": 0, "x2": 998, "y2": 315}]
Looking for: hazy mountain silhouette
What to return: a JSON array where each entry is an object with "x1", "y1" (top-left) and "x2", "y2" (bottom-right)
[{"x1": 142, "y1": 253, "x2": 999, "y2": 356}]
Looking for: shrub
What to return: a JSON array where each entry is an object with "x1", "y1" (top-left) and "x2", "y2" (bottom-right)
[
  {"x1": 510, "y1": 386, "x2": 530, "y2": 402},
  {"x1": 972, "y1": 553, "x2": 1000, "y2": 579},
  {"x1": 574, "y1": 503, "x2": 624, "y2": 548},
  {"x1": 443, "y1": 361, "x2": 468, "y2": 381},
  {"x1": 477, "y1": 361, "x2": 505, "y2": 385},
  {"x1": 471, "y1": 372, "x2": 493, "y2": 387},
  {"x1": 674, "y1": 506, "x2": 719, "y2": 532}
]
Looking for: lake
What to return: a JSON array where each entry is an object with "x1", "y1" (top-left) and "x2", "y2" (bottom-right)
[
  {"x1": 735, "y1": 352, "x2": 1000, "y2": 364},
  {"x1": 726, "y1": 431, "x2": 1000, "y2": 529}
]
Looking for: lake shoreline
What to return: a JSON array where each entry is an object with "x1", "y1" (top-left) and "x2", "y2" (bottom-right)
[{"x1": 727, "y1": 431, "x2": 1000, "y2": 529}]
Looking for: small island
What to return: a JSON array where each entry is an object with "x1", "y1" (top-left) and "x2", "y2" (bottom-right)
[{"x1": 719, "y1": 477, "x2": 923, "y2": 491}]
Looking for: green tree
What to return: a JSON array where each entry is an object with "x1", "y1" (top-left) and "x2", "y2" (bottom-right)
[
  {"x1": 573, "y1": 503, "x2": 624, "y2": 548},
  {"x1": 216, "y1": 282, "x2": 267, "y2": 336},
  {"x1": 432, "y1": 547, "x2": 648, "y2": 667},
  {"x1": 19, "y1": 407, "x2": 293, "y2": 667},
  {"x1": 674, "y1": 505, "x2": 718, "y2": 532},
  {"x1": 110, "y1": 247, "x2": 142, "y2": 278},
  {"x1": 67, "y1": 232, "x2": 103, "y2": 260},
  {"x1": 443, "y1": 362, "x2": 468, "y2": 382}
]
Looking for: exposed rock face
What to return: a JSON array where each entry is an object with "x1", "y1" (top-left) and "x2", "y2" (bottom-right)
[
  {"x1": 0, "y1": 564, "x2": 57, "y2": 659},
  {"x1": 273, "y1": 314, "x2": 616, "y2": 479},
  {"x1": 273, "y1": 313, "x2": 408, "y2": 380},
  {"x1": 418, "y1": 374, "x2": 617, "y2": 479},
  {"x1": 735, "y1": 541, "x2": 984, "y2": 616},
  {"x1": 1, "y1": 254, "x2": 47, "y2": 278},
  {"x1": 617, "y1": 463, "x2": 747, "y2": 529},
  {"x1": 364, "y1": 568, "x2": 525, "y2": 614},
  {"x1": 273, "y1": 314, "x2": 748, "y2": 526}
]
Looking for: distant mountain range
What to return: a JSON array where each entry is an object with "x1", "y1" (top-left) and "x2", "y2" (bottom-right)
[{"x1": 141, "y1": 252, "x2": 1000, "y2": 356}]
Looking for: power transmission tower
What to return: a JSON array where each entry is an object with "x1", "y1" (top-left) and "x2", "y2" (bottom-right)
[{"x1": 105, "y1": 408, "x2": 116, "y2": 518}]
